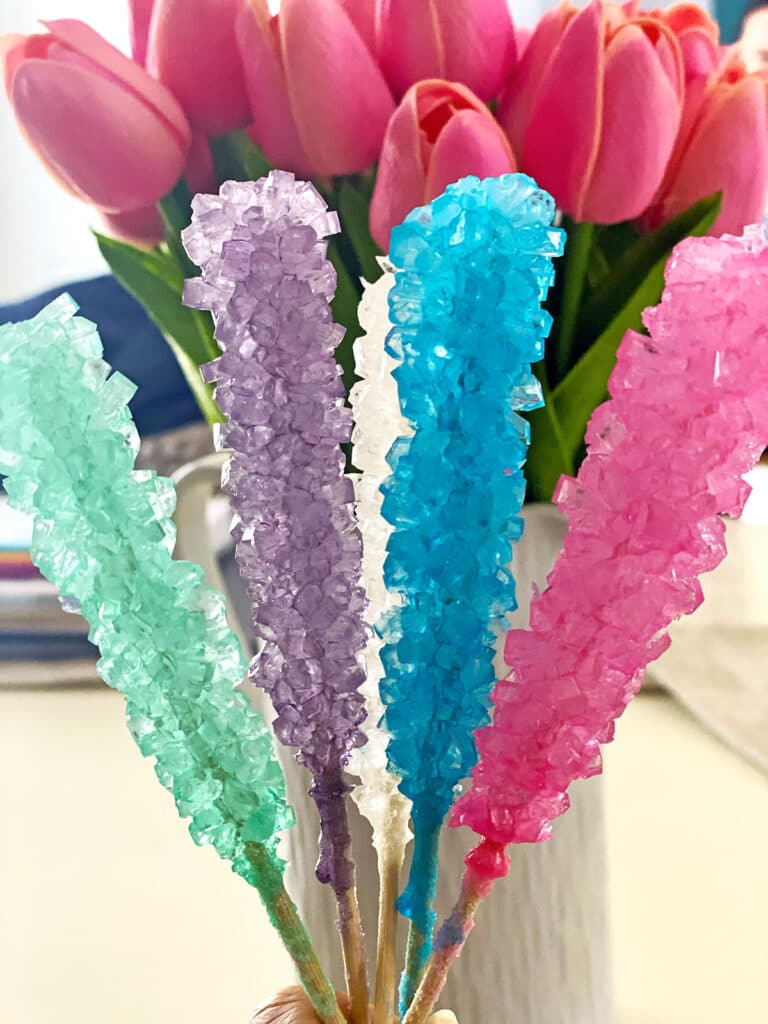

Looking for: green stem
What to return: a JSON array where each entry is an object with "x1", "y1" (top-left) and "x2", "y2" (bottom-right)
[
  {"x1": 246, "y1": 843, "x2": 346, "y2": 1024},
  {"x1": 161, "y1": 332, "x2": 224, "y2": 425},
  {"x1": 158, "y1": 188, "x2": 197, "y2": 280},
  {"x1": 524, "y1": 371, "x2": 575, "y2": 502},
  {"x1": 554, "y1": 219, "x2": 594, "y2": 383}
]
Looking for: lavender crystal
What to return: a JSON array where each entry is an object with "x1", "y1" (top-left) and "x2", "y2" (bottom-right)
[{"x1": 182, "y1": 171, "x2": 368, "y2": 894}]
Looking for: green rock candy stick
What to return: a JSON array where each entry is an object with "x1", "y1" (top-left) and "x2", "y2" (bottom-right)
[{"x1": 0, "y1": 296, "x2": 344, "y2": 1024}]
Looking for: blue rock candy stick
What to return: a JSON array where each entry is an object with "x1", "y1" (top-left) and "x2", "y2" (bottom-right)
[{"x1": 378, "y1": 174, "x2": 564, "y2": 1010}]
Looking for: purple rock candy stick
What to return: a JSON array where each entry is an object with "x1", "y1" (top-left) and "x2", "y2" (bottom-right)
[{"x1": 181, "y1": 173, "x2": 369, "y2": 903}]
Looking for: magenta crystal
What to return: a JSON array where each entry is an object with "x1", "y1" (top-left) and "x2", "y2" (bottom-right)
[{"x1": 451, "y1": 227, "x2": 768, "y2": 865}]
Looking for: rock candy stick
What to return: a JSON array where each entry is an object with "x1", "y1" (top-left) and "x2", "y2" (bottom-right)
[
  {"x1": 376, "y1": 174, "x2": 564, "y2": 1012},
  {"x1": 404, "y1": 227, "x2": 768, "y2": 1024},
  {"x1": 182, "y1": 171, "x2": 369, "y2": 1024},
  {"x1": 0, "y1": 296, "x2": 344, "y2": 1024},
  {"x1": 348, "y1": 264, "x2": 414, "y2": 1024}
]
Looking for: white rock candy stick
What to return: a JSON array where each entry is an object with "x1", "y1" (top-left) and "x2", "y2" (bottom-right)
[{"x1": 348, "y1": 263, "x2": 413, "y2": 1024}]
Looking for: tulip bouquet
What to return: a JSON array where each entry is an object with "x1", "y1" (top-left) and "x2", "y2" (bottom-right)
[{"x1": 4, "y1": 0, "x2": 767, "y2": 499}]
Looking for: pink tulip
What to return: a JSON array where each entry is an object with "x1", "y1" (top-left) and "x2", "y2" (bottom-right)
[
  {"x1": 100, "y1": 131, "x2": 216, "y2": 249},
  {"x1": 643, "y1": 51, "x2": 768, "y2": 236},
  {"x1": 375, "y1": 0, "x2": 517, "y2": 101},
  {"x1": 499, "y1": 0, "x2": 684, "y2": 224},
  {"x1": 237, "y1": 0, "x2": 394, "y2": 177},
  {"x1": 101, "y1": 205, "x2": 165, "y2": 247},
  {"x1": 146, "y1": 0, "x2": 250, "y2": 134},
  {"x1": 369, "y1": 79, "x2": 517, "y2": 250},
  {"x1": 338, "y1": 0, "x2": 377, "y2": 52},
  {"x1": 2, "y1": 19, "x2": 190, "y2": 213},
  {"x1": 647, "y1": 3, "x2": 719, "y2": 82}
]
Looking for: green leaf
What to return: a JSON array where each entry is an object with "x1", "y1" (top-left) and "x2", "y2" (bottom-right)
[
  {"x1": 337, "y1": 180, "x2": 383, "y2": 284},
  {"x1": 327, "y1": 238, "x2": 363, "y2": 396},
  {"x1": 550, "y1": 195, "x2": 722, "y2": 468},
  {"x1": 551, "y1": 218, "x2": 594, "y2": 383},
  {"x1": 95, "y1": 232, "x2": 223, "y2": 424},
  {"x1": 158, "y1": 180, "x2": 197, "y2": 279},
  {"x1": 575, "y1": 192, "x2": 722, "y2": 347},
  {"x1": 524, "y1": 375, "x2": 575, "y2": 503},
  {"x1": 209, "y1": 131, "x2": 273, "y2": 183}
]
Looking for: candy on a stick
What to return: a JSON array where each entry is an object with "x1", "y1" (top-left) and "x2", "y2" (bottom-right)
[
  {"x1": 403, "y1": 226, "x2": 768, "y2": 1024},
  {"x1": 376, "y1": 174, "x2": 564, "y2": 1010},
  {"x1": 348, "y1": 264, "x2": 414, "y2": 1024},
  {"x1": 0, "y1": 296, "x2": 345, "y2": 1024},
  {"x1": 182, "y1": 171, "x2": 370, "y2": 1024}
]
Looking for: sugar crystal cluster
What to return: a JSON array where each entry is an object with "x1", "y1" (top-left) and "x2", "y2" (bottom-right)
[
  {"x1": 451, "y1": 227, "x2": 768, "y2": 876},
  {"x1": 379, "y1": 175, "x2": 564, "y2": 923},
  {"x1": 0, "y1": 296, "x2": 292, "y2": 887},
  {"x1": 348, "y1": 265, "x2": 413, "y2": 864},
  {"x1": 182, "y1": 171, "x2": 368, "y2": 894}
]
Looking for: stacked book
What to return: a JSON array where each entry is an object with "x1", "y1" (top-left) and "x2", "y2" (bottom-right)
[{"x1": 0, "y1": 496, "x2": 97, "y2": 684}]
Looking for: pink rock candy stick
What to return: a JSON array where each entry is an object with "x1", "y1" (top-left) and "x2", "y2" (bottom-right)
[{"x1": 403, "y1": 228, "x2": 768, "y2": 1024}]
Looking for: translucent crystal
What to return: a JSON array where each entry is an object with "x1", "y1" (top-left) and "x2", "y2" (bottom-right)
[
  {"x1": 182, "y1": 172, "x2": 368, "y2": 895},
  {"x1": 0, "y1": 297, "x2": 292, "y2": 888},
  {"x1": 375, "y1": 174, "x2": 564, "y2": 937},
  {"x1": 452, "y1": 226, "x2": 768, "y2": 873},
  {"x1": 348, "y1": 265, "x2": 413, "y2": 864}
]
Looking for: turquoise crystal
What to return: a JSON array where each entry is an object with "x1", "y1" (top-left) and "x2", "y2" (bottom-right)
[
  {"x1": 376, "y1": 175, "x2": 564, "y2": 1007},
  {"x1": 0, "y1": 296, "x2": 293, "y2": 885}
]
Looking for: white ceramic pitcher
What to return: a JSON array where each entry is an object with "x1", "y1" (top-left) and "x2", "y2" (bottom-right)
[{"x1": 172, "y1": 453, "x2": 616, "y2": 1024}]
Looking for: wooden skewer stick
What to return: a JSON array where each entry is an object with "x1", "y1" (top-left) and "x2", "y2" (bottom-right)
[
  {"x1": 373, "y1": 848, "x2": 402, "y2": 1024},
  {"x1": 401, "y1": 869, "x2": 494, "y2": 1024},
  {"x1": 337, "y1": 884, "x2": 370, "y2": 1024}
]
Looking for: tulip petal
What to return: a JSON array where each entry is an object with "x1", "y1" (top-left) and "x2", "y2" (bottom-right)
[
  {"x1": 41, "y1": 19, "x2": 190, "y2": 149},
  {"x1": 2, "y1": 33, "x2": 51, "y2": 95},
  {"x1": 101, "y1": 204, "x2": 165, "y2": 247},
  {"x1": 585, "y1": 25, "x2": 681, "y2": 223},
  {"x1": 338, "y1": 0, "x2": 377, "y2": 53},
  {"x1": 434, "y1": 0, "x2": 517, "y2": 101},
  {"x1": 425, "y1": 108, "x2": 517, "y2": 201},
  {"x1": 235, "y1": 0, "x2": 310, "y2": 176},
  {"x1": 376, "y1": 0, "x2": 445, "y2": 99},
  {"x1": 281, "y1": 0, "x2": 394, "y2": 176},
  {"x1": 661, "y1": 77, "x2": 768, "y2": 235},
  {"x1": 185, "y1": 132, "x2": 216, "y2": 195},
  {"x1": 12, "y1": 59, "x2": 187, "y2": 211},
  {"x1": 498, "y1": 3, "x2": 577, "y2": 162},
  {"x1": 659, "y1": 1, "x2": 719, "y2": 80},
  {"x1": 146, "y1": 0, "x2": 250, "y2": 134},
  {"x1": 369, "y1": 90, "x2": 425, "y2": 251},
  {"x1": 128, "y1": 0, "x2": 156, "y2": 65},
  {"x1": 521, "y1": 1, "x2": 604, "y2": 220}
]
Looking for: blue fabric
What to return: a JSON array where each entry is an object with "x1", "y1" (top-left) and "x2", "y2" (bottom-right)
[
  {"x1": 714, "y1": 0, "x2": 753, "y2": 43},
  {"x1": 0, "y1": 275, "x2": 203, "y2": 437}
]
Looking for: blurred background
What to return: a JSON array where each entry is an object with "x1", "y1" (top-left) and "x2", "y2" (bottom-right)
[{"x1": 0, "y1": 2, "x2": 766, "y2": 1024}]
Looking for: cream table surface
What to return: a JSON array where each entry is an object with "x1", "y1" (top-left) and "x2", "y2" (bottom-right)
[{"x1": 0, "y1": 685, "x2": 765, "y2": 1024}]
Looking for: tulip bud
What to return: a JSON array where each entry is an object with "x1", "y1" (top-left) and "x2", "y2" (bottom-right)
[
  {"x1": 644, "y1": 51, "x2": 768, "y2": 236},
  {"x1": 499, "y1": 0, "x2": 684, "y2": 224},
  {"x1": 147, "y1": 0, "x2": 250, "y2": 134},
  {"x1": 238, "y1": 0, "x2": 394, "y2": 177},
  {"x1": 375, "y1": 0, "x2": 516, "y2": 101},
  {"x1": 370, "y1": 79, "x2": 517, "y2": 250},
  {"x1": 3, "y1": 19, "x2": 190, "y2": 213}
]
